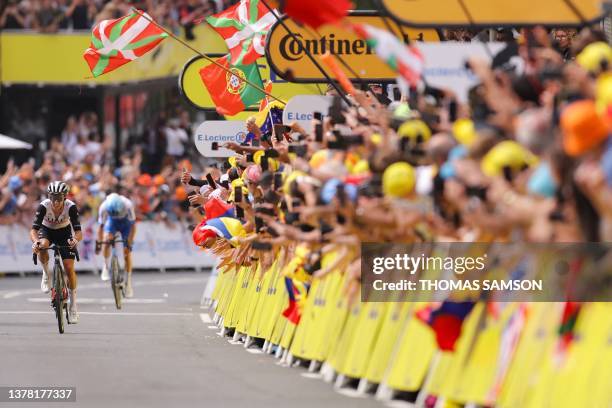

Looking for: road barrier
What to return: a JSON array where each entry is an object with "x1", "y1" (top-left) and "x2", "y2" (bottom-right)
[
  {"x1": 209, "y1": 252, "x2": 611, "y2": 408},
  {"x1": 0, "y1": 220, "x2": 216, "y2": 275}
]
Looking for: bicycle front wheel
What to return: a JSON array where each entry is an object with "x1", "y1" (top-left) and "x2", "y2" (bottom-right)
[
  {"x1": 111, "y1": 256, "x2": 122, "y2": 310},
  {"x1": 54, "y1": 263, "x2": 65, "y2": 334}
]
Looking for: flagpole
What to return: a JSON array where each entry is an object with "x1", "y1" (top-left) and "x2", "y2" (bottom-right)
[
  {"x1": 131, "y1": 8, "x2": 287, "y2": 105},
  {"x1": 303, "y1": 25, "x2": 370, "y2": 91},
  {"x1": 259, "y1": 0, "x2": 353, "y2": 106}
]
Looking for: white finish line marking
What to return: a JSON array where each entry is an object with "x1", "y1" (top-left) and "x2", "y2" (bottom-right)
[
  {"x1": 27, "y1": 297, "x2": 166, "y2": 304},
  {"x1": 0, "y1": 311, "x2": 193, "y2": 316},
  {"x1": 1, "y1": 276, "x2": 207, "y2": 299},
  {"x1": 199, "y1": 313, "x2": 212, "y2": 324}
]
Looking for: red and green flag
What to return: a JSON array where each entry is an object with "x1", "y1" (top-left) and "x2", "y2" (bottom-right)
[
  {"x1": 205, "y1": 0, "x2": 276, "y2": 66},
  {"x1": 199, "y1": 55, "x2": 265, "y2": 116},
  {"x1": 83, "y1": 10, "x2": 167, "y2": 77},
  {"x1": 351, "y1": 23, "x2": 424, "y2": 92}
]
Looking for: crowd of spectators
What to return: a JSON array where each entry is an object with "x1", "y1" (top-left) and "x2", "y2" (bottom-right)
[
  {"x1": 0, "y1": 110, "x2": 202, "y2": 230},
  {"x1": 184, "y1": 25, "x2": 612, "y2": 289},
  {"x1": 0, "y1": 0, "x2": 238, "y2": 36}
]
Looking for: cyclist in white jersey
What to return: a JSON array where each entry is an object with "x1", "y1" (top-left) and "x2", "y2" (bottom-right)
[
  {"x1": 30, "y1": 181, "x2": 83, "y2": 323},
  {"x1": 96, "y1": 193, "x2": 137, "y2": 297}
]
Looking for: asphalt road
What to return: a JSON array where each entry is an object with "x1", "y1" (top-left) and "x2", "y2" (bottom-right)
[{"x1": 0, "y1": 271, "x2": 381, "y2": 408}]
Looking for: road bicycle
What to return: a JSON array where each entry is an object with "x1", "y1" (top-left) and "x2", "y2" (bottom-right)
[
  {"x1": 96, "y1": 237, "x2": 127, "y2": 310},
  {"x1": 33, "y1": 245, "x2": 80, "y2": 334}
]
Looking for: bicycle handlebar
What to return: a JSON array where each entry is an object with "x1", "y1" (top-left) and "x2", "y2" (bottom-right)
[
  {"x1": 96, "y1": 239, "x2": 126, "y2": 244},
  {"x1": 96, "y1": 239, "x2": 131, "y2": 251},
  {"x1": 33, "y1": 245, "x2": 80, "y2": 264}
]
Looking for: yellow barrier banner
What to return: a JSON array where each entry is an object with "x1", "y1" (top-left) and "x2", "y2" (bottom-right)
[
  {"x1": 1, "y1": 26, "x2": 227, "y2": 84},
  {"x1": 381, "y1": 0, "x2": 606, "y2": 27},
  {"x1": 208, "y1": 249, "x2": 612, "y2": 408}
]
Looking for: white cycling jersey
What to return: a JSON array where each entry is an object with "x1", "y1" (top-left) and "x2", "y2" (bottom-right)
[{"x1": 32, "y1": 199, "x2": 81, "y2": 231}]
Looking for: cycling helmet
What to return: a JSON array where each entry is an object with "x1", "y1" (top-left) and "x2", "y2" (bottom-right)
[
  {"x1": 106, "y1": 193, "x2": 125, "y2": 217},
  {"x1": 47, "y1": 181, "x2": 69, "y2": 195}
]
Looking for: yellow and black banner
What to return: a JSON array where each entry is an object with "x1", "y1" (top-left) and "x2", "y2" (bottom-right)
[
  {"x1": 265, "y1": 11, "x2": 440, "y2": 83},
  {"x1": 380, "y1": 0, "x2": 607, "y2": 27}
]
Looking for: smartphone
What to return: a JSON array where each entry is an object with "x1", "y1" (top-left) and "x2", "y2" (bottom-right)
[
  {"x1": 255, "y1": 216, "x2": 265, "y2": 233},
  {"x1": 255, "y1": 206, "x2": 275, "y2": 216},
  {"x1": 211, "y1": 142, "x2": 219, "y2": 151},
  {"x1": 343, "y1": 135, "x2": 364, "y2": 145},
  {"x1": 236, "y1": 206, "x2": 245, "y2": 219},
  {"x1": 449, "y1": 100, "x2": 458, "y2": 122},
  {"x1": 234, "y1": 186, "x2": 243, "y2": 202},
  {"x1": 315, "y1": 124, "x2": 323, "y2": 143},
  {"x1": 273, "y1": 124, "x2": 286, "y2": 142},
  {"x1": 246, "y1": 153, "x2": 254, "y2": 162},
  {"x1": 265, "y1": 148, "x2": 280, "y2": 158},
  {"x1": 336, "y1": 184, "x2": 346, "y2": 206},
  {"x1": 273, "y1": 172, "x2": 283, "y2": 190},
  {"x1": 187, "y1": 190, "x2": 198, "y2": 206},
  {"x1": 327, "y1": 141, "x2": 346, "y2": 150},
  {"x1": 206, "y1": 174, "x2": 216, "y2": 189},
  {"x1": 252, "y1": 241, "x2": 272, "y2": 251},
  {"x1": 328, "y1": 96, "x2": 345, "y2": 124},
  {"x1": 313, "y1": 111, "x2": 322, "y2": 121},
  {"x1": 288, "y1": 144, "x2": 307, "y2": 157},
  {"x1": 261, "y1": 156, "x2": 269, "y2": 172},
  {"x1": 285, "y1": 211, "x2": 299, "y2": 224}
]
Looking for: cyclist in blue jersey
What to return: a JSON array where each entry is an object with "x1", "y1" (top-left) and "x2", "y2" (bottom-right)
[{"x1": 95, "y1": 193, "x2": 137, "y2": 297}]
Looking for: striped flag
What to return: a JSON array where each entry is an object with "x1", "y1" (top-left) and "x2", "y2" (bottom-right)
[
  {"x1": 351, "y1": 23, "x2": 424, "y2": 93},
  {"x1": 83, "y1": 10, "x2": 167, "y2": 77},
  {"x1": 206, "y1": 0, "x2": 277, "y2": 65}
]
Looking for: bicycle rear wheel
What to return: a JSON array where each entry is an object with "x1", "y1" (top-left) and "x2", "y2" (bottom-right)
[
  {"x1": 111, "y1": 255, "x2": 122, "y2": 310},
  {"x1": 53, "y1": 263, "x2": 65, "y2": 334}
]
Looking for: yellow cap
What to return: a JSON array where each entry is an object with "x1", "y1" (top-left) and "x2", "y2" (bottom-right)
[
  {"x1": 398, "y1": 119, "x2": 431, "y2": 143},
  {"x1": 452, "y1": 118, "x2": 478, "y2": 146},
  {"x1": 351, "y1": 159, "x2": 370, "y2": 174},
  {"x1": 283, "y1": 170, "x2": 306, "y2": 195},
  {"x1": 577, "y1": 42, "x2": 612, "y2": 74},
  {"x1": 383, "y1": 162, "x2": 416, "y2": 198},
  {"x1": 231, "y1": 178, "x2": 244, "y2": 189},
  {"x1": 371, "y1": 133, "x2": 383, "y2": 145},
  {"x1": 253, "y1": 150, "x2": 265, "y2": 165},
  {"x1": 344, "y1": 152, "x2": 360, "y2": 172},
  {"x1": 228, "y1": 156, "x2": 238, "y2": 168},
  {"x1": 481, "y1": 140, "x2": 538, "y2": 177},
  {"x1": 309, "y1": 150, "x2": 331, "y2": 169}
]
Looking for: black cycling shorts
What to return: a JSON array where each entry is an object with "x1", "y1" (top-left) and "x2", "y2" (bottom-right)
[{"x1": 38, "y1": 226, "x2": 76, "y2": 260}]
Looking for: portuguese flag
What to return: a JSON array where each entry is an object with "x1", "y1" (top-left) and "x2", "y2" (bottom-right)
[
  {"x1": 83, "y1": 10, "x2": 167, "y2": 77},
  {"x1": 199, "y1": 55, "x2": 265, "y2": 116}
]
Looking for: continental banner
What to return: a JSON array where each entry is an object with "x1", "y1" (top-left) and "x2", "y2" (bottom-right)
[
  {"x1": 265, "y1": 12, "x2": 440, "y2": 83},
  {"x1": 380, "y1": 0, "x2": 607, "y2": 27}
]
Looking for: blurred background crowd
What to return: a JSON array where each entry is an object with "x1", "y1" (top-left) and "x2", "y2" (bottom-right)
[
  {"x1": 0, "y1": 108, "x2": 201, "y2": 227},
  {"x1": 0, "y1": 0, "x2": 238, "y2": 38}
]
